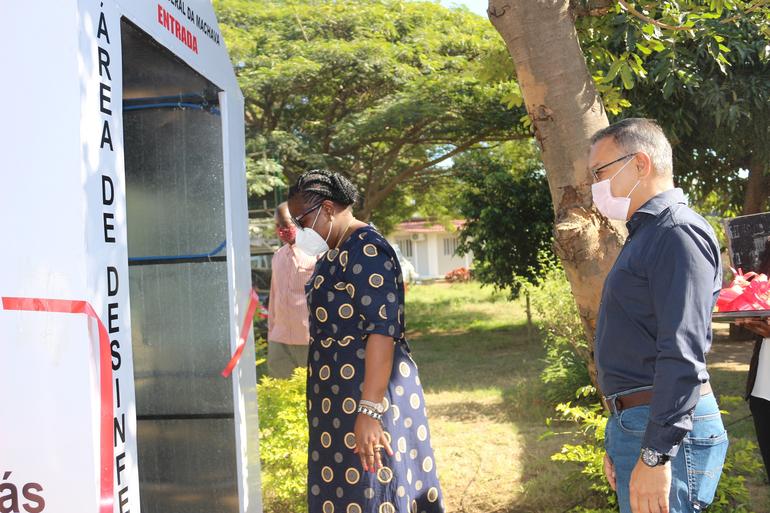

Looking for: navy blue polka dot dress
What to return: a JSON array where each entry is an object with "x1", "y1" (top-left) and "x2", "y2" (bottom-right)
[{"x1": 306, "y1": 225, "x2": 445, "y2": 513}]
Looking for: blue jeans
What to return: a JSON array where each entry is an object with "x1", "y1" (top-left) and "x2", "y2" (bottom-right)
[{"x1": 604, "y1": 387, "x2": 728, "y2": 513}]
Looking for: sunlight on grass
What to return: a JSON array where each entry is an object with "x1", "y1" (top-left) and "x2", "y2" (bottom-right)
[
  {"x1": 408, "y1": 281, "x2": 576, "y2": 512},
  {"x1": 406, "y1": 282, "x2": 527, "y2": 335}
]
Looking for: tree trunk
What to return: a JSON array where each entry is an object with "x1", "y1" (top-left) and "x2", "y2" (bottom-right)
[
  {"x1": 488, "y1": 0, "x2": 625, "y2": 390},
  {"x1": 742, "y1": 157, "x2": 769, "y2": 215}
]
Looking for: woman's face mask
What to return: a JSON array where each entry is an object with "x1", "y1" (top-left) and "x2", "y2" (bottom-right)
[{"x1": 294, "y1": 206, "x2": 333, "y2": 256}]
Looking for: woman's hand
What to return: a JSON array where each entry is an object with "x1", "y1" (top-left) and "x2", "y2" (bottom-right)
[
  {"x1": 735, "y1": 317, "x2": 770, "y2": 338},
  {"x1": 355, "y1": 334, "x2": 395, "y2": 472},
  {"x1": 353, "y1": 414, "x2": 393, "y2": 472}
]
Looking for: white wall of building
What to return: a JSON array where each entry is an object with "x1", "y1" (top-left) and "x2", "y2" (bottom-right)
[{"x1": 389, "y1": 228, "x2": 473, "y2": 279}]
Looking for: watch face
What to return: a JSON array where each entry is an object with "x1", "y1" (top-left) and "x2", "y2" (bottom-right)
[
  {"x1": 361, "y1": 400, "x2": 384, "y2": 413},
  {"x1": 641, "y1": 448, "x2": 660, "y2": 467}
]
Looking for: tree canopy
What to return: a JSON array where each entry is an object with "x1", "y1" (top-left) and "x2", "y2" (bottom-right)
[
  {"x1": 572, "y1": 0, "x2": 770, "y2": 214},
  {"x1": 214, "y1": 0, "x2": 527, "y2": 229},
  {"x1": 212, "y1": 0, "x2": 770, "y2": 301}
]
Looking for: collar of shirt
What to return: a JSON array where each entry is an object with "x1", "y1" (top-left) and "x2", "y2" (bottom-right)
[
  {"x1": 286, "y1": 243, "x2": 318, "y2": 269},
  {"x1": 626, "y1": 188, "x2": 687, "y2": 236}
]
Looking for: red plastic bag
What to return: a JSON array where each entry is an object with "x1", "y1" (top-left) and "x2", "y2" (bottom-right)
[{"x1": 716, "y1": 268, "x2": 770, "y2": 311}]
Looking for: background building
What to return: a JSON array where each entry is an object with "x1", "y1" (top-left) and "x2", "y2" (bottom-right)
[{"x1": 388, "y1": 220, "x2": 473, "y2": 280}]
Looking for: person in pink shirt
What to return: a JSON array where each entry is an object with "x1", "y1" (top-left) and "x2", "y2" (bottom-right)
[{"x1": 267, "y1": 202, "x2": 318, "y2": 378}]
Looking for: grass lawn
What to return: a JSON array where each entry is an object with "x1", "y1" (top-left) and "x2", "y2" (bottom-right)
[{"x1": 404, "y1": 282, "x2": 770, "y2": 513}]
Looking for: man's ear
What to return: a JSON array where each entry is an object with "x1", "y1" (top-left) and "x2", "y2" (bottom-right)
[{"x1": 635, "y1": 151, "x2": 654, "y2": 179}]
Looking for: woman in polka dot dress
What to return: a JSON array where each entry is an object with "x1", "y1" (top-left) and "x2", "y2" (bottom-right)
[{"x1": 288, "y1": 170, "x2": 445, "y2": 513}]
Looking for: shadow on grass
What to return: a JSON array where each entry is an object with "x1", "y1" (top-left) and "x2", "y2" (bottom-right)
[
  {"x1": 408, "y1": 286, "x2": 770, "y2": 512},
  {"x1": 407, "y1": 305, "x2": 509, "y2": 336},
  {"x1": 412, "y1": 317, "x2": 584, "y2": 512},
  {"x1": 412, "y1": 323, "x2": 541, "y2": 395}
]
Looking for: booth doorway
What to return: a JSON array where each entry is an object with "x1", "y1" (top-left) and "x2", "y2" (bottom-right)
[{"x1": 121, "y1": 19, "x2": 238, "y2": 513}]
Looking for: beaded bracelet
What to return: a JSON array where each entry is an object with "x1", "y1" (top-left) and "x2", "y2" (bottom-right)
[{"x1": 356, "y1": 404, "x2": 383, "y2": 423}]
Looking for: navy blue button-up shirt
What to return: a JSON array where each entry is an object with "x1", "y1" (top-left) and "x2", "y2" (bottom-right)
[{"x1": 595, "y1": 188, "x2": 722, "y2": 456}]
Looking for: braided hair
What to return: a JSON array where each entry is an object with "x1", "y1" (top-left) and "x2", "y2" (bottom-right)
[{"x1": 291, "y1": 169, "x2": 359, "y2": 207}]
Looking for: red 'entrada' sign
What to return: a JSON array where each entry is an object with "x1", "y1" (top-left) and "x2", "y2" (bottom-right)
[{"x1": 157, "y1": 4, "x2": 199, "y2": 54}]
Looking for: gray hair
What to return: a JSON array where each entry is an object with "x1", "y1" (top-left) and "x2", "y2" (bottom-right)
[{"x1": 590, "y1": 118, "x2": 673, "y2": 176}]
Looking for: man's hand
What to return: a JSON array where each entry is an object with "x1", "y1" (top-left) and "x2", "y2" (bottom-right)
[
  {"x1": 603, "y1": 452, "x2": 616, "y2": 491},
  {"x1": 629, "y1": 458, "x2": 671, "y2": 513}
]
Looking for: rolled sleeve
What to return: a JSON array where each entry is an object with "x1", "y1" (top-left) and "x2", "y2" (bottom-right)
[{"x1": 644, "y1": 224, "x2": 719, "y2": 456}]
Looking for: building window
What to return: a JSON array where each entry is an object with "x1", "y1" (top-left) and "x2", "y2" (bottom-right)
[
  {"x1": 443, "y1": 237, "x2": 459, "y2": 256},
  {"x1": 397, "y1": 238, "x2": 413, "y2": 258}
]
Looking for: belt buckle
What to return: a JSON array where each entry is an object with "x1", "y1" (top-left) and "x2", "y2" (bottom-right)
[{"x1": 603, "y1": 396, "x2": 618, "y2": 412}]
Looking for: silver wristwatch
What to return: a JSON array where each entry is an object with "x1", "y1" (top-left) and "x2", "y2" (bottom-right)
[
  {"x1": 640, "y1": 447, "x2": 670, "y2": 467},
  {"x1": 359, "y1": 399, "x2": 385, "y2": 414}
]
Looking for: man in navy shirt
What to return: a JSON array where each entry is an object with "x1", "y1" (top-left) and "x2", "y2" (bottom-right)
[{"x1": 590, "y1": 119, "x2": 727, "y2": 513}]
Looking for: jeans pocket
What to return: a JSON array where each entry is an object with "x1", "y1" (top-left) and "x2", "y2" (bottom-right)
[
  {"x1": 683, "y1": 415, "x2": 728, "y2": 510},
  {"x1": 617, "y1": 405, "x2": 649, "y2": 436}
]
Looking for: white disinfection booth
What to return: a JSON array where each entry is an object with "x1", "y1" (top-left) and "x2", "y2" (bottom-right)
[{"x1": 0, "y1": 2, "x2": 262, "y2": 512}]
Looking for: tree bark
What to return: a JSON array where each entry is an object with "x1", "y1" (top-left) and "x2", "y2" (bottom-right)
[
  {"x1": 742, "y1": 157, "x2": 769, "y2": 215},
  {"x1": 488, "y1": 0, "x2": 625, "y2": 390}
]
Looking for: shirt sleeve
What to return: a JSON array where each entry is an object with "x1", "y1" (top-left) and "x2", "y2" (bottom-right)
[
  {"x1": 645, "y1": 224, "x2": 720, "y2": 456},
  {"x1": 346, "y1": 241, "x2": 402, "y2": 340}
]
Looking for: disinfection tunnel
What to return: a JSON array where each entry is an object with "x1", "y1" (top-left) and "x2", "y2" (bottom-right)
[{"x1": 0, "y1": 2, "x2": 262, "y2": 513}]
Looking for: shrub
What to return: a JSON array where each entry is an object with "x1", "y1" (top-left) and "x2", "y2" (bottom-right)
[
  {"x1": 255, "y1": 332, "x2": 268, "y2": 378},
  {"x1": 520, "y1": 253, "x2": 591, "y2": 404},
  {"x1": 445, "y1": 266, "x2": 472, "y2": 283},
  {"x1": 547, "y1": 387, "x2": 763, "y2": 513},
  {"x1": 547, "y1": 386, "x2": 617, "y2": 513},
  {"x1": 257, "y1": 368, "x2": 308, "y2": 513}
]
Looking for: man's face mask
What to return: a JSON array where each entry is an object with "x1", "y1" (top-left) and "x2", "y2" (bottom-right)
[
  {"x1": 277, "y1": 225, "x2": 296, "y2": 245},
  {"x1": 591, "y1": 154, "x2": 640, "y2": 221}
]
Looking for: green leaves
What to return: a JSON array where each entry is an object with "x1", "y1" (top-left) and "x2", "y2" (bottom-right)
[
  {"x1": 603, "y1": 58, "x2": 625, "y2": 82},
  {"x1": 573, "y1": 0, "x2": 770, "y2": 216},
  {"x1": 215, "y1": 0, "x2": 526, "y2": 220},
  {"x1": 500, "y1": 82, "x2": 524, "y2": 108},
  {"x1": 619, "y1": 58, "x2": 636, "y2": 88},
  {"x1": 257, "y1": 369, "x2": 309, "y2": 513},
  {"x1": 454, "y1": 140, "x2": 554, "y2": 296}
]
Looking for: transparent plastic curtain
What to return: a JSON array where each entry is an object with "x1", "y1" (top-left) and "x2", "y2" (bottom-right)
[{"x1": 124, "y1": 106, "x2": 238, "y2": 513}]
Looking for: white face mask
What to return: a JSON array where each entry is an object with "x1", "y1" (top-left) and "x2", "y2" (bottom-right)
[
  {"x1": 591, "y1": 156, "x2": 640, "y2": 221},
  {"x1": 294, "y1": 207, "x2": 333, "y2": 256}
]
